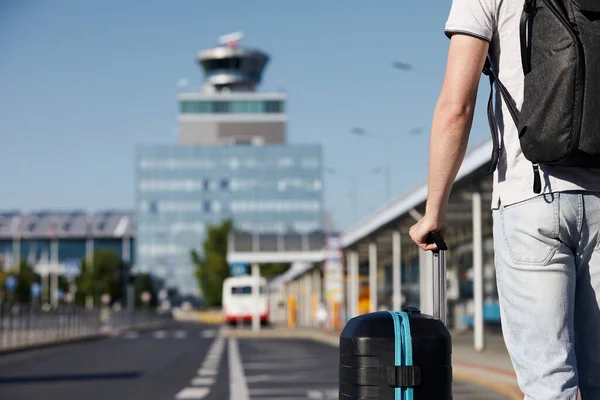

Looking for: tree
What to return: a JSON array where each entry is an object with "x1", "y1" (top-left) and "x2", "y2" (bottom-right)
[
  {"x1": 14, "y1": 259, "x2": 40, "y2": 303},
  {"x1": 191, "y1": 219, "x2": 232, "y2": 307},
  {"x1": 75, "y1": 250, "x2": 123, "y2": 306}
]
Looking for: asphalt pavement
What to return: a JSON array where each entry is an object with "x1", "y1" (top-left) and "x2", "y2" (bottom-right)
[
  {"x1": 0, "y1": 322, "x2": 510, "y2": 400},
  {"x1": 0, "y1": 322, "x2": 228, "y2": 400}
]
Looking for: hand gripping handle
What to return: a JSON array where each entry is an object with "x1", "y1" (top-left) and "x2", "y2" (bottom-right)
[{"x1": 427, "y1": 231, "x2": 447, "y2": 323}]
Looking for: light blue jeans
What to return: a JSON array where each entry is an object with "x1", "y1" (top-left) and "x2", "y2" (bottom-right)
[{"x1": 493, "y1": 191, "x2": 600, "y2": 400}]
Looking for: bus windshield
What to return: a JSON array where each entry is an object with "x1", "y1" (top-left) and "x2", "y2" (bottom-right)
[{"x1": 230, "y1": 286, "x2": 266, "y2": 295}]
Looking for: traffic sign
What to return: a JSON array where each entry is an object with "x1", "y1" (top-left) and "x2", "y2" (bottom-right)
[
  {"x1": 5, "y1": 276, "x2": 17, "y2": 292},
  {"x1": 30, "y1": 282, "x2": 41, "y2": 298},
  {"x1": 141, "y1": 291, "x2": 151, "y2": 303},
  {"x1": 63, "y1": 259, "x2": 81, "y2": 278},
  {"x1": 229, "y1": 262, "x2": 248, "y2": 276}
]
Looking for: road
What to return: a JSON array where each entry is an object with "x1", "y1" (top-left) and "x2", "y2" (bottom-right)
[{"x1": 0, "y1": 322, "x2": 509, "y2": 399}]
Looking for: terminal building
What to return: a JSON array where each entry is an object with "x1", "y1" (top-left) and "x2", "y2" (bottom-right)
[
  {"x1": 135, "y1": 33, "x2": 324, "y2": 297},
  {"x1": 0, "y1": 211, "x2": 134, "y2": 269}
]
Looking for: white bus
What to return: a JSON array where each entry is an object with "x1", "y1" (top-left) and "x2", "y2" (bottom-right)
[{"x1": 222, "y1": 275, "x2": 269, "y2": 326}]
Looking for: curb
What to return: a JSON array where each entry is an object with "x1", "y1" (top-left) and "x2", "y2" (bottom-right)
[{"x1": 224, "y1": 327, "x2": 523, "y2": 399}]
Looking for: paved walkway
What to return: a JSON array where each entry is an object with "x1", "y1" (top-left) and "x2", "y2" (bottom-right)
[{"x1": 223, "y1": 326, "x2": 524, "y2": 400}]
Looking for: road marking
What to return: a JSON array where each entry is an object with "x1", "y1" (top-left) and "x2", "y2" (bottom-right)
[
  {"x1": 202, "y1": 330, "x2": 216, "y2": 338},
  {"x1": 228, "y1": 337, "x2": 249, "y2": 400},
  {"x1": 191, "y1": 377, "x2": 215, "y2": 386},
  {"x1": 307, "y1": 389, "x2": 337, "y2": 399},
  {"x1": 245, "y1": 374, "x2": 272, "y2": 383},
  {"x1": 153, "y1": 330, "x2": 167, "y2": 339},
  {"x1": 174, "y1": 330, "x2": 187, "y2": 339},
  {"x1": 175, "y1": 387, "x2": 209, "y2": 399},
  {"x1": 197, "y1": 368, "x2": 218, "y2": 376},
  {"x1": 202, "y1": 360, "x2": 219, "y2": 369},
  {"x1": 173, "y1": 331, "x2": 226, "y2": 399},
  {"x1": 123, "y1": 331, "x2": 138, "y2": 339}
]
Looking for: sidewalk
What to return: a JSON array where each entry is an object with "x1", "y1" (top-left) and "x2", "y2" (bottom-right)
[{"x1": 224, "y1": 325, "x2": 524, "y2": 400}]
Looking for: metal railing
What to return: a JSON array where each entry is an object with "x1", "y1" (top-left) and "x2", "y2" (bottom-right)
[{"x1": 0, "y1": 303, "x2": 172, "y2": 351}]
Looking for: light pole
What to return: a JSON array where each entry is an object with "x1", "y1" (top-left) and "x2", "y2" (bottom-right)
[
  {"x1": 351, "y1": 127, "x2": 391, "y2": 202},
  {"x1": 350, "y1": 127, "x2": 424, "y2": 203},
  {"x1": 326, "y1": 166, "x2": 382, "y2": 222}
]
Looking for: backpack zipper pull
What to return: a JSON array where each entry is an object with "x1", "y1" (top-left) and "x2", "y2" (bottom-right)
[{"x1": 532, "y1": 164, "x2": 541, "y2": 194}]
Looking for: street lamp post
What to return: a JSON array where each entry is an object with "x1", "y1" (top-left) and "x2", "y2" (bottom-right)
[
  {"x1": 351, "y1": 128, "x2": 391, "y2": 202},
  {"x1": 350, "y1": 127, "x2": 424, "y2": 203},
  {"x1": 326, "y1": 166, "x2": 382, "y2": 222}
]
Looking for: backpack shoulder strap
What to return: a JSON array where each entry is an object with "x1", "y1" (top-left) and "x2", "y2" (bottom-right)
[{"x1": 482, "y1": 57, "x2": 521, "y2": 173}]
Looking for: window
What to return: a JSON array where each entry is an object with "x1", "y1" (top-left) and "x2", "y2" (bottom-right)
[
  {"x1": 220, "y1": 179, "x2": 229, "y2": 190},
  {"x1": 203, "y1": 57, "x2": 243, "y2": 71},
  {"x1": 229, "y1": 158, "x2": 240, "y2": 170},
  {"x1": 179, "y1": 99, "x2": 284, "y2": 114},
  {"x1": 25, "y1": 222, "x2": 36, "y2": 232},
  {"x1": 180, "y1": 101, "x2": 212, "y2": 114},
  {"x1": 232, "y1": 286, "x2": 252, "y2": 295},
  {"x1": 213, "y1": 101, "x2": 231, "y2": 113},
  {"x1": 231, "y1": 286, "x2": 266, "y2": 295},
  {"x1": 264, "y1": 100, "x2": 284, "y2": 113},
  {"x1": 278, "y1": 157, "x2": 293, "y2": 168},
  {"x1": 301, "y1": 158, "x2": 320, "y2": 169},
  {"x1": 203, "y1": 200, "x2": 212, "y2": 213}
]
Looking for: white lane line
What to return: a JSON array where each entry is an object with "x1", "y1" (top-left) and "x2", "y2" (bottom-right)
[
  {"x1": 191, "y1": 377, "x2": 215, "y2": 386},
  {"x1": 153, "y1": 330, "x2": 167, "y2": 339},
  {"x1": 174, "y1": 330, "x2": 187, "y2": 339},
  {"x1": 228, "y1": 337, "x2": 249, "y2": 400},
  {"x1": 245, "y1": 374, "x2": 272, "y2": 383},
  {"x1": 197, "y1": 368, "x2": 218, "y2": 376},
  {"x1": 307, "y1": 389, "x2": 337, "y2": 399},
  {"x1": 123, "y1": 331, "x2": 138, "y2": 339},
  {"x1": 175, "y1": 387, "x2": 209, "y2": 399},
  {"x1": 202, "y1": 330, "x2": 216, "y2": 338}
]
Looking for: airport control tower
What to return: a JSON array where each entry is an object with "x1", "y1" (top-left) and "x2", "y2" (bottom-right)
[
  {"x1": 136, "y1": 33, "x2": 323, "y2": 298},
  {"x1": 178, "y1": 32, "x2": 286, "y2": 145}
]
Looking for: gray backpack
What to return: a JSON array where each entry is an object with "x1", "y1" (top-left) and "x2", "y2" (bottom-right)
[{"x1": 484, "y1": 0, "x2": 600, "y2": 193}]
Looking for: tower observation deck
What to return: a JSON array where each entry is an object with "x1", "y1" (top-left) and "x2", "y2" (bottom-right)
[{"x1": 197, "y1": 32, "x2": 269, "y2": 93}]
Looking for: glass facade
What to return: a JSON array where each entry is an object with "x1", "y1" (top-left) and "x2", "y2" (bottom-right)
[
  {"x1": 0, "y1": 238, "x2": 135, "y2": 267},
  {"x1": 135, "y1": 144, "x2": 323, "y2": 296},
  {"x1": 180, "y1": 100, "x2": 285, "y2": 114}
]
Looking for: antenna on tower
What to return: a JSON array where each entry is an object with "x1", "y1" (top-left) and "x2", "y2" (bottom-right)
[{"x1": 218, "y1": 32, "x2": 244, "y2": 48}]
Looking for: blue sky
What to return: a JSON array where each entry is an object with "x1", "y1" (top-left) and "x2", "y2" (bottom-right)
[{"x1": 0, "y1": 0, "x2": 492, "y2": 231}]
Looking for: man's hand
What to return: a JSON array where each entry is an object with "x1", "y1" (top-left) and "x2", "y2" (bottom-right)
[{"x1": 409, "y1": 214, "x2": 448, "y2": 252}]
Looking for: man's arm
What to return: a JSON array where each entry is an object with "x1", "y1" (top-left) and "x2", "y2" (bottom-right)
[{"x1": 409, "y1": 34, "x2": 490, "y2": 251}]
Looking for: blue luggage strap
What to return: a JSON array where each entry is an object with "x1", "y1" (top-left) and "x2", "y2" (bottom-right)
[{"x1": 387, "y1": 311, "x2": 418, "y2": 400}]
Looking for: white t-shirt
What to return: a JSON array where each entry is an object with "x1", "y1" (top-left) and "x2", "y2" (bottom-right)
[{"x1": 445, "y1": 0, "x2": 600, "y2": 209}]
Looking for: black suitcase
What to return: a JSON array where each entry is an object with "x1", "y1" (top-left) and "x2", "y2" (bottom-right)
[{"x1": 339, "y1": 232, "x2": 452, "y2": 399}]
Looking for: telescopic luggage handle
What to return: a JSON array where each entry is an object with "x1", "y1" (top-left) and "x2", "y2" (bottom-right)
[{"x1": 427, "y1": 231, "x2": 448, "y2": 325}]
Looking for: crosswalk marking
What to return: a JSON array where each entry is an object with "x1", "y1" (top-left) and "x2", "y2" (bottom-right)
[
  {"x1": 202, "y1": 330, "x2": 216, "y2": 338},
  {"x1": 229, "y1": 338, "x2": 250, "y2": 400},
  {"x1": 174, "y1": 330, "x2": 187, "y2": 339},
  {"x1": 191, "y1": 377, "x2": 215, "y2": 386},
  {"x1": 173, "y1": 329, "x2": 225, "y2": 399},
  {"x1": 123, "y1": 331, "x2": 138, "y2": 340},
  {"x1": 198, "y1": 367, "x2": 218, "y2": 376},
  {"x1": 175, "y1": 387, "x2": 209, "y2": 399},
  {"x1": 153, "y1": 330, "x2": 167, "y2": 339}
]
